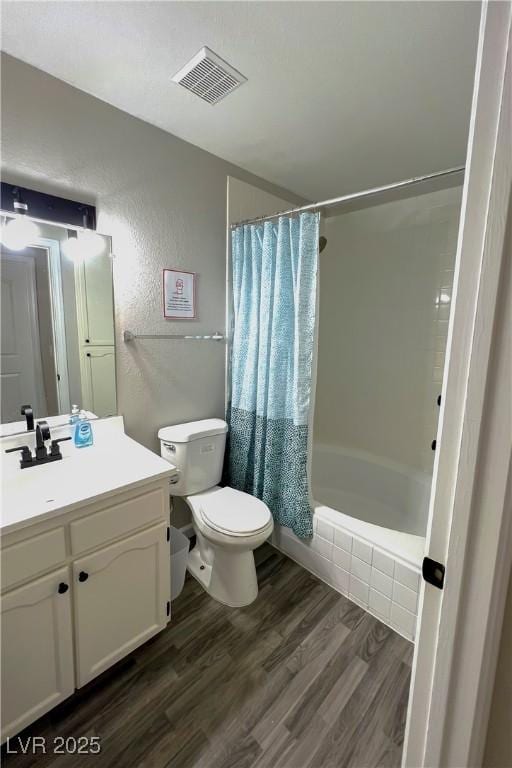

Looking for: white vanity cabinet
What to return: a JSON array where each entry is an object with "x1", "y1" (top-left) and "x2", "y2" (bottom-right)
[
  {"x1": 0, "y1": 478, "x2": 171, "y2": 742},
  {"x1": 73, "y1": 522, "x2": 169, "y2": 686},
  {"x1": 1, "y1": 567, "x2": 75, "y2": 740}
]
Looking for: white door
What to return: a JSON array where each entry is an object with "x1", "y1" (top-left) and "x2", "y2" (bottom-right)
[
  {"x1": 1, "y1": 567, "x2": 75, "y2": 741},
  {"x1": 0, "y1": 252, "x2": 47, "y2": 421},
  {"x1": 404, "y1": 4, "x2": 512, "y2": 766},
  {"x1": 75, "y1": 252, "x2": 114, "y2": 346},
  {"x1": 73, "y1": 523, "x2": 170, "y2": 687}
]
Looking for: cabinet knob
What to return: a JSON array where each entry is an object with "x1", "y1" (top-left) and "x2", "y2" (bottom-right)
[
  {"x1": 58, "y1": 582, "x2": 69, "y2": 594},
  {"x1": 78, "y1": 571, "x2": 89, "y2": 582}
]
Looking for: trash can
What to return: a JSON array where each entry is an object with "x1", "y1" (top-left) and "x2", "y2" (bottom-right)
[{"x1": 170, "y1": 526, "x2": 190, "y2": 601}]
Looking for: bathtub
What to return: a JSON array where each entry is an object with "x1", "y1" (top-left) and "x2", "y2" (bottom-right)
[
  {"x1": 271, "y1": 443, "x2": 430, "y2": 640},
  {"x1": 312, "y1": 442, "x2": 429, "y2": 563}
]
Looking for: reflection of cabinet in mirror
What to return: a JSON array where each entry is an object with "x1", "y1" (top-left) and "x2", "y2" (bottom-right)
[
  {"x1": 74, "y1": 248, "x2": 116, "y2": 417},
  {"x1": 80, "y1": 347, "x2": 116, "y2": 417}
]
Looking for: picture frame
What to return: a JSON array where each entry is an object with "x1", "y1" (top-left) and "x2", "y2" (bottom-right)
[{"x1": 163, "y1": 268, "x2": 197, "y2": 320}]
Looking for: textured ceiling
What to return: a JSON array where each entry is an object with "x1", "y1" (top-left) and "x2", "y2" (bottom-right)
[{"x1": 0, "y1": 1, "x2": 480, "y2": 200}]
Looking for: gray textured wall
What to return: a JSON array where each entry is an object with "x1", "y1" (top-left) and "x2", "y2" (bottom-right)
[{"x1": 1, "y1": 53, "x2": 302, "y2": 451}]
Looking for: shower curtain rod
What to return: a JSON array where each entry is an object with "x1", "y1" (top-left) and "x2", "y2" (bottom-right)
[{"x1": 230, "y1": 165, "x2": 464, "y2": 229}]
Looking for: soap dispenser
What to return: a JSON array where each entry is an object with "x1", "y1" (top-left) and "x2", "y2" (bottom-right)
[
  {"x1": 74, "y1": 410, "x2": 94, "y2": 448},
  {"x1": 69, "y1": 404, "x2": 80, "y2": 425}
]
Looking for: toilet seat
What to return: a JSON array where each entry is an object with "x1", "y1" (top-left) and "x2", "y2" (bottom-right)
[{"x1": 191, "y1": 486, "x2": 272, "y2": 537}]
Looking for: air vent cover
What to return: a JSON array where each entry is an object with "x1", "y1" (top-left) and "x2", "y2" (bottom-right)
[{"x1": 172, "y1": 47, "x2": 247, "y2": 104}]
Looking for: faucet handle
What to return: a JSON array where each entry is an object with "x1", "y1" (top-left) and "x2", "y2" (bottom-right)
[
  {"x1": 50, "y1": 437, "x2": 72, "y2": 457},
  {"x1": 5, "y1": 445, "x2": 34, "y2": 467}
]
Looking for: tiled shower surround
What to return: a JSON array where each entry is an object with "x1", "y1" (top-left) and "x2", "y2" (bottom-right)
[{"x1": 272, "y1": 518, "x2": 421, "y2": 642}]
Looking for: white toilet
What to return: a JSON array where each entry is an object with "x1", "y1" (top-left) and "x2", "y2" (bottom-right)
[{"x1": 158, "y1": 419, "x2": 273, "y2": 607}]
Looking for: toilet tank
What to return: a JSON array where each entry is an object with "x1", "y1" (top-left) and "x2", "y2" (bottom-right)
[{"x1": 158, "y1": 419, "x2": 228, "y2": 496}]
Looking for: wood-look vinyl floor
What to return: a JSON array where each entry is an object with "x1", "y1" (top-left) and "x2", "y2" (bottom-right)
[{"x1": 2, "y1": 544, "x2": 413, "y2": 768}]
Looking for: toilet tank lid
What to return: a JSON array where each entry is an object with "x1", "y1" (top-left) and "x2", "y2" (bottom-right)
[{"x1": 158, "y1": 419, "x2": 228, "y2": 443}]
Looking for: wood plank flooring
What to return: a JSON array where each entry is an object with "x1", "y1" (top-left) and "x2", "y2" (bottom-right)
[{"x1": 2, "y1": 544, "x2": 412, "y2": 768}]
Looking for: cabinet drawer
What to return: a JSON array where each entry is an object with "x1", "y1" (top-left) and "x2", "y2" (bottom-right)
[
  {"x1": 1, "y1": 528, "x2": 66, "y2": 591},
  {"x1": 70, "y1": 486, "x2": 166, "y2": 555}
]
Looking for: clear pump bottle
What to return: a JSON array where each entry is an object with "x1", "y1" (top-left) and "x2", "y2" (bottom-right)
[
  {"x1": 74, "y1": 410, "x2": 93, "y2": 448},
  {"x1": 69, "y1": 404, "x2": 80, "y2": 425}
]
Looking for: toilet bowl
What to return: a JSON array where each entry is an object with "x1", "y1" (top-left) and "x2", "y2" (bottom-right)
[
  {"x1": 186, "y1": 486, "x2": 273, "y2": 606},
  {"x1": 158, "y1": 419, "x2": 273, "y2": 607}
]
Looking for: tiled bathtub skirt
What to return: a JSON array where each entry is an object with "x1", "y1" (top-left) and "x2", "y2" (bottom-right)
[{"x1": 271, "y1": 519, "x2": 421, "y2": 641}]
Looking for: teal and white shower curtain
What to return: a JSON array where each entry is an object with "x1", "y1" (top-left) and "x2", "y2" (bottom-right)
[{"x1": 225, "y1": 212, "x2": 319, "y2": 538}]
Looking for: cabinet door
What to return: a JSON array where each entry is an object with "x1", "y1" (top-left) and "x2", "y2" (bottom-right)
[
  {"x1": 73, "y1": 522, "x2": 170, "y2": 687},
  {"x1": 75, "y1": 253, "x2": 114, "y2": 345},
  {"x1": 80, "y1": 346, "x2": 116, "y2": 417},
  {"x1": 1, "y1": 567, "x2": 74, "y2": 741}
]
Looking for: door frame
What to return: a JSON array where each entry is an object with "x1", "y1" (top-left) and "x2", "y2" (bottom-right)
[
  {"x1": 37, "y1": 237, "x2": 71, "y2": 415},
  {"x1": 403, "y1": 3, "x2": 512, "y2": 766}
]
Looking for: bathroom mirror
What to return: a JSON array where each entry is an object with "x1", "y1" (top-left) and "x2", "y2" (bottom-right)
[{"x1": 0, "y1": 216, "x2": 116, "y2": 433}]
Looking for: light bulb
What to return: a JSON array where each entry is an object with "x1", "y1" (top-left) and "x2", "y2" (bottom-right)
[
  {"x1": 63, "y1": 230, "x2": 104, "y2": 260},
  {"x1": 1, "y1": 216, "x2": 39, "y2": 251},
  {"x1": 79, "y1": 230, "x2": 104, "y2": 257},
  {"x1": 62, "y1": 235, "x2": 80, "y2": 260}
]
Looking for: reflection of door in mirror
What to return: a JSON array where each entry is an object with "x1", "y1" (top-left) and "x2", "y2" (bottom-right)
[{"x1": 1, "y1": 249, "x2": 54, "y2": 421}]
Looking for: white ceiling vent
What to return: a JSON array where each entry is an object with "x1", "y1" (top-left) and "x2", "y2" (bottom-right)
[{"x1": 172, "y1": 47, "x2": 247, "y2": 105}]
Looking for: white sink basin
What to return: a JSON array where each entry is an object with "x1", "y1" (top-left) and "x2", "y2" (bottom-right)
[{"x1": 1, "y1": 416, "x2": 176, "y2": 534}]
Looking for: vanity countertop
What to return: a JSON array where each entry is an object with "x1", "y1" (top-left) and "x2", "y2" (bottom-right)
[{"x1": 1, "y1": 416, "x2": 176, "y2": 536}]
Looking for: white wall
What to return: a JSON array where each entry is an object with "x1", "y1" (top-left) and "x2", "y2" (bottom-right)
[
  {"x1": 314, "y1": 187, "x2": 462, "y2": 474},
  {"x1": 227, "y1": 177, "x2": 293, "y2": 225},
  {"x1": 0, "y1": 53, "x2": 302, "y2": 451}
]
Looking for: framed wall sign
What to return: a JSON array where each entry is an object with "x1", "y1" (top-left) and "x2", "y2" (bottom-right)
[{"x1": 163, "y1": 268, "x2": 196, "y2": 319}]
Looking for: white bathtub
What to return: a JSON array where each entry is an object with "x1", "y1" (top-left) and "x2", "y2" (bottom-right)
[
  {"x1": 271, "y1": 443, "x2": 429, "y2": 640},
  {"x1": 312, "y1": 443, "x2": 429, "y2": 565}
]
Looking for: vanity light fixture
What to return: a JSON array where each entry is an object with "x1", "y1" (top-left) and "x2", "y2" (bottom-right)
[
  {"x1": 63, "y1": 229, "x2": 80, "y2": 260},
  {"x1": 63, "y1": 228, "x2": 104, "y2": 260},
  {"x1": 78, "y1": 228, "x2": 104, "y2": 257},
  {"x1": 78, "y1": 206, "x2": 104, "y2": 257},
  {"x1": 0, "y1": 200, "x2": 39, "y2": 251}
]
